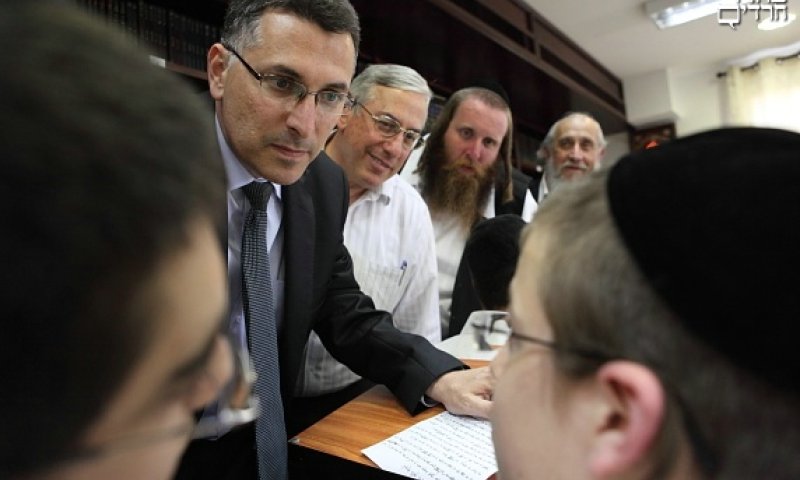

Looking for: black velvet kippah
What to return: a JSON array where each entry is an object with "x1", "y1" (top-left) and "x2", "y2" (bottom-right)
[
  {"x1": 465, "y1": 214, "x2": 526, "y2": 310},
  {"x1": 607, "y1": 127, "x2": 800, "y2": 394}
]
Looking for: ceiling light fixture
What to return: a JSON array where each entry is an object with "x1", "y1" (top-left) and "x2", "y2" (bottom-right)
[{"x1": 644, "y1": 0, "x2": 724, "y2": 29}]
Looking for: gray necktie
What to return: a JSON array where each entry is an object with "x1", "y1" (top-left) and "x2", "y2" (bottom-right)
[{"x1": 241, "y1": 181, "x2": 287, "y2": 480}]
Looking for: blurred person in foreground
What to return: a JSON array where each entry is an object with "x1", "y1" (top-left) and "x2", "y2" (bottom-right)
[
  {"x1": 1, "y1": 2, "x2": 235, "y2": 480},
  {"x1": 490, "y1": 128, "x2": 800, "y2": 479}
]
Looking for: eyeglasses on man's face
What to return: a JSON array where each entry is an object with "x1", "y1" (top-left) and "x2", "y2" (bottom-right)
[
  {"x1": 55, "y1": 335, "x2": 259, "y2": 465},
  {"x1": 485, "y1": 311, "x2": 719, "y2": 475},
  {"x1": 191, "y1": 340, "x2": 259, "y2": 439},
  {"x1": 473, "y1": 311, "x2": 610, "y2": 360},
  {"x1": 224, "y1": 44, "x2": 353, "y2": 116},
  {"x1": 356, "y1": 102, "x2": 425, "y2": 150}
]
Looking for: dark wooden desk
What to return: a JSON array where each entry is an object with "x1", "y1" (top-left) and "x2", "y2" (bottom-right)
[{"x1": 288, "y1": 360, "x2": 493, "y2": 480}]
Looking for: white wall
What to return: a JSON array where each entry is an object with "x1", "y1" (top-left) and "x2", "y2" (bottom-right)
[
  {"x1": 623, "y1": 63, "x2": 727, "y2": 137},
  {"x1": 669, "y1": 64, "x2": 727, "y2": 136},
  {"x1": 623, "y1": 69, "x2": 678, "y2": 127},
  {"x1": 603, "y1": 131, "x2": 630, "y2": 165}
]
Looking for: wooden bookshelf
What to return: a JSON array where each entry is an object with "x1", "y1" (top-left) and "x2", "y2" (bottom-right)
[{"x1": 76, "y1": 0, "x2": 629, "y2": 163}]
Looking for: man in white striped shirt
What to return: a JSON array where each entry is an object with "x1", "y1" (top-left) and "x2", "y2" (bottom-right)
[{"x1": 290, "y1": 64, "x2": 440, "y2": 432}]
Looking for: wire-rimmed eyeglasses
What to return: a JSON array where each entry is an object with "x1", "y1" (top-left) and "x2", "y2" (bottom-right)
[
  {"x1": 481, "y1": 311, "x2": 719, "y2": 475},
  {"x1": 224, "y1": 44, "x2": 353, "y2": 115},
  {"x1": 471, "y1": 311, "x2": 609, "y2": 360},
  {"x1": 356, "y1": 102, "x2": 426, "y2": 150}
]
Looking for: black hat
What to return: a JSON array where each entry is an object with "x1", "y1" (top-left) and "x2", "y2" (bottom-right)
[
  {"x1": 465, "y1": 214, "x2": 527, "y2": 310},
  {"x1": 607, "y1": 127, "x2": 800, "y2": 394},
  {"x1": 463, "y1": 78, "x2": 510, "y2": 105}
]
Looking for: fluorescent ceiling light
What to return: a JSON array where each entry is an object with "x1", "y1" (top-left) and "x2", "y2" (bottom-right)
[
  {"x1": 758, "y1": 12, "x2": 797, "y2": 30},
  {"x1": 644, "y1": 0, "x2": 724, "y2": 29}
]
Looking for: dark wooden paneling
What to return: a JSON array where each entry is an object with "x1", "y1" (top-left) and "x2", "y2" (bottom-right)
[
  {"x1": 475, "y1": 0, "x2": 529, "y2": 33},
  {"x1": 351, "y1": 0, "x2": 628, "y2": 138},
  {"x1": 130, "y1": 0, "x2": 629, "y2": 138}
]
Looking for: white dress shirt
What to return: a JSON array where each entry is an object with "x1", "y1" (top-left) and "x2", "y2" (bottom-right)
[
  {"x1": 482, "y1": 185, "x2": 537, "y2": 221},
  {"x1": 538, "y1": 175, "x2": 551, "y2": 202},
  {"x1": 297, "y1": 174, "x2": 441, "y2": 396},
  {"x1": 431, "y1": 213, "x2": 470, "y2": 336},
  {"x1": 430, "y1": 189, "x2": 535, "y2": 335}
]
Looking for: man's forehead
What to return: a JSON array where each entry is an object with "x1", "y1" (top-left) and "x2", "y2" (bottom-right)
[
  {"x1": 367, "y1": 85, "x2": 430, "y2": 109},
  {"x1": 556, "y1": 116, "x2": 600, "y2": 141},
  {"x1": 452, "y1": 98, "x2": 509, "y2": 134},
  {"x1": 369, "y1": 86, "x2": 429, "y2": 117},
  {"x1": 255, "y1": 10, "x2": 356, "y2": 85}
]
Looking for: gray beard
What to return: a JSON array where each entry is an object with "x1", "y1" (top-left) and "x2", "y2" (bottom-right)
[{"x1": 544, "y1": 160, "x2": 563, "y2": 193}]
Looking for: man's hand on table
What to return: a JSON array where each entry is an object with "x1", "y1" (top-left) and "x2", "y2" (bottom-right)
[{"x1": 425, "y1": 366, "x2": 494, "y2": 418}]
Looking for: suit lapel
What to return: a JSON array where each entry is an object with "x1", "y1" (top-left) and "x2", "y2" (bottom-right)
[{"x1": 280, "y1": 173, "x2": 315, "y2": 394}]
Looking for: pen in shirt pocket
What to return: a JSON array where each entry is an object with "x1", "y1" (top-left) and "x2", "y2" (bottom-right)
[{"x1": 398, "y1": 260, "x2": 408, "y2": 285}]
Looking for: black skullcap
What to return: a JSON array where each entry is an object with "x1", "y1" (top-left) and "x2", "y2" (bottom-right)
[
  {"x1": 607, "y1": 127, "x2": 800, "y2": 394},
  {"x1": 463, "y1": 78, "x2": 510, "y2": 105},
  {"x1": 465, "y1": 214, "x2": 526, "y2": 310}
]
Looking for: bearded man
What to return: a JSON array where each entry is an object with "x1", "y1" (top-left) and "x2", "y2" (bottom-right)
[
  {"x1": 415, "y1": 87, "x2": 535, "y2": 337},
  {"x1": 532, "y1": 112, "x2": 606, "y2": 201}
]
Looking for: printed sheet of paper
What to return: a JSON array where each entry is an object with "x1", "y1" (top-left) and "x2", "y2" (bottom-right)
[{"x1": 362, "y1": 412, "x2": 497, "y2": 480}]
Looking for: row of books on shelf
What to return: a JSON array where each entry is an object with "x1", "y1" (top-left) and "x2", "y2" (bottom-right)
[{"x1": 74, "y1": 0, "x2": 219, "y2": 72}]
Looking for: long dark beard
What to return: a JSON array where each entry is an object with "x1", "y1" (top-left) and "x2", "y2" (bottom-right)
[{"x1": 422, "y1": 152, "x2": 497, "y2": 229}]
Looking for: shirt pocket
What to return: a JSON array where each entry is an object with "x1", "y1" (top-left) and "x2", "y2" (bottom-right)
[{"x1": 351, "y1": 253, "x2": 415, "y2": 314}]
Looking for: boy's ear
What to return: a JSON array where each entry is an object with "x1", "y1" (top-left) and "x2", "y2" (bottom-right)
[{"x1": 587, "y1": 361, "x2": 666, "y2": 477}]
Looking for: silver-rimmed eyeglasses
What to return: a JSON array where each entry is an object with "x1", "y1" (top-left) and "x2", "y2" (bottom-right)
[
  {"x1": 191, "y1": 341, "x2": 259, "y2": 439},
  {"x1": 471, "y1": 311, "x2": 610, "y2": 360},
  {"x1": 468, "y1": 310, "x2": 511, "y2": 351},
  {"x1": 484, "y1": 312, "x2": 719, "y2": 475},
  {"x1": 356, "y1": 102, "x2": 426, "y2": 150},
  {"x1": 224, "y1": 44, "x2": 353, "y2": 115}
]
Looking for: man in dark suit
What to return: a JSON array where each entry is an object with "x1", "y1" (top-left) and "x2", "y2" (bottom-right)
[{"x1": 176, "y1": 1, "x2": 494, "y2": 479}]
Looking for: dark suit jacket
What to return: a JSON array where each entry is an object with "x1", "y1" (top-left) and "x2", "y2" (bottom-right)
[
  {"x1": 527, "y1": 173, "x2": 543, "y2": 202},
  {"x1": 493, "y1": 167, "x2": 532, "y2": 216},
  {"x1": 176, "y1": 106, "x2": 462, "y2": 479},
  {"x1": 280, "y1": 151, "x2": 463, "y2": 419}
]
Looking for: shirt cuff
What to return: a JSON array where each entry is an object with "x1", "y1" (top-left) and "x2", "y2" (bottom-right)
[{"x1": 420, "y1": 394, "x2": 440, "y2": 408}]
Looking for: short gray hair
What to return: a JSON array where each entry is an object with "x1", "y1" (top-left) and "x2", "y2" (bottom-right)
[{"x1": 350, "y1": 63, "x2": 432, "y2": 104}]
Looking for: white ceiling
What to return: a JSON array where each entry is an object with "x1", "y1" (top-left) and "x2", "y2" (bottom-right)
[{"x1": 520, "y1": 0, "x2": 800, "y2": 79}]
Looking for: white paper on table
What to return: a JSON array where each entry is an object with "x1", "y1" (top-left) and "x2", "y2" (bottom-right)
[{"x1": 362, "y1": 411, "x2": 497, "y2": 480}]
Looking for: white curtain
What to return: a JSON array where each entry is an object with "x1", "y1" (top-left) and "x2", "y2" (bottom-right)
[{"x1": 725, "y1": 56, "x2": 800, "y2": 133}]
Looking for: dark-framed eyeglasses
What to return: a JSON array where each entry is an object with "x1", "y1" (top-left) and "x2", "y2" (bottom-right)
[
  {"x1": 356, "y1": 101, "x2": 425, "y2": 150},
  {"x1": 54, "y1": 336, "x2": 259, "y2": 465},
  {"x1": 224, "y1": 44, "x2": 353, "y2": 115}
]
